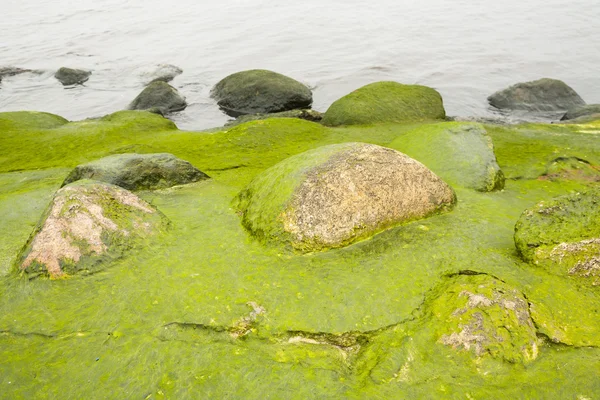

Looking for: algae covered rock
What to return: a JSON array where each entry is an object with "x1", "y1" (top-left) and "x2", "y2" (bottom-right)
[
  {"x1": 128, "y1": 81, "x2": 187, "y2": 114},
  {"x1": 0, "y1": 111, "x2": 68, "y2": 130},
  {"x1": 430, "y1": 274, "x2": 540, "y2": 363},
  {"x1": 233, "y1": 142, "x2": 455, "y2": 251},
  {"x1": 514, "y1": 188, "x2": 600, "y2": 286},
  {"x1": 16, "y1": 180, "x2": 168, "y2": 278},
  {"x1": 225, "y1": 109, "x2": 323, "y2": 127},
  {"x1": 321, "y1": 81, "x2": 445, "y2": 127},
  {"x1": 541, "y1": 157, "x2": 600, "y2": 182},
  {"x1": 54, "y1": 67, "x2": 91, "y2": 85},
  {"x1": 62, "y1": 153, "x2": 209, "y2": 191},
  {"x1": 388, "y1": 122, "x2": 505, "y2": 191},
  {"x1": 211, "y1": 69, "x2": 313, "y2": 117},
  {"x1": 488, "y1": 78, "x2": 585, "y2": 112},
  {"x1": 560, "y1": 104, "x2": 600, "y2": 121}
]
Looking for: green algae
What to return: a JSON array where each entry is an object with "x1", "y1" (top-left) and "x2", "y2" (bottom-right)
[{"x1": 1, "y1": 112, "x2": 600, "y2": 397}]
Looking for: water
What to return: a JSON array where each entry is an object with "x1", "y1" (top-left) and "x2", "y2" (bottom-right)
[{"x1": 1, "y1": 0, "x2": 599, "y2": 130}]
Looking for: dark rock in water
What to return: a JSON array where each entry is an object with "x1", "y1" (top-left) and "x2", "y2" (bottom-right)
[
  {"x1": 62, "y1": 153, "x2": 209, "y2": 191},
  {"x1": 16, "y1": 180, "x2": 168, "y2": 279},
  {"x1": 514, "y1": 187, "x2": 600, "y2": 286},
  {"x1": 233, "y1": 142, "x2": 455, "y2": 251},
  {"x1": 54, "y1": 67, "x2": 91, "y2": 85},
  {"x1": 0, "y1": 66, "x2": 40, "y2": 79},
  {"x1": 488, "y1": 78, "x2": 585, "y2": 112},
  {"x1": 211, "y1": 69, "x2": 312, "y2": 117},
  {"x1": 561, "y1": 104, "x2": 600, "y2": 121},
  {"x1": 321, "y1": 81, "x2": 446, "y2": 126},
  {"x1": 225, "y1": 109, "x2": 323, "y2": 127},
  {"x1": 128, "y1": 81, "x2": 187, "y2": 114}
]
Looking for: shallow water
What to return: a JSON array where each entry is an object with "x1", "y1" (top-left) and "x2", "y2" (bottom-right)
[{"x1": 1, "y1": 0, "x2": 599, "y2": 129}]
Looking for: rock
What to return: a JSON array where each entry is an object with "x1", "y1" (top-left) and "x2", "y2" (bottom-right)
[
  {"x1": 211, "y1": 69, "x2": 312, "y2": 117},
  {"x1": 560, "y1": 104, "x2": 600, "y2": 121},
  {"x1": 54, "y1": 67, "x2": 91, "y2": 85},
  {"x1": 0, "y1": 111, "x2": 69, "y2": 130},
  {"x1": 225, "y1": 109, "x2": 323, "y2": 127},
  {"x1": 431, "y1": 274, "x2": 540, "y2": 363},
  {"x1": 0, "y1": 66, "x2": 40, "y2": 79},
  {"x1": 128, "y1": 81, "x2": 187, "y2": 114},
  {"x1": 139, "y1": 64, "x2": 183, "y2": 84},
  {"x1": 62, "y1": 153, "x2": 209, "y2": 191},
  {"x1": 540, "y1": 157, "x2": 600, "y2": 182},
  {"x1": 321, "y1": 81, "x2": 446, "y2": 127},
  {"x1": 16, "y1": 180, "x2": 168, "y2": 278},
  {"x1": 488, "y1": 78, "x2": 585, "y2": 112},
  {"x1": 388, "y1": 122, "x2": 505, "y2": 191},
  {"x1": 233, "y1": 142, "x2": 455, "y2": 251},
  {"x1": 514, "y1": 187, "x2": 600, "y2": 286}
]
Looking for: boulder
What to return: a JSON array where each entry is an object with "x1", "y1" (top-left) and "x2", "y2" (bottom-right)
[
  {"x1": 54, "y1": 67, "x2": 91, "y2": 85},
  {"x1": 128, "y1": 81, "x2": 187, "y2": 114},
  {"x1": 225, "y1": 109, "x2": 323, "y2": 127},
  {"x1": 488, "y1": 78, "x2": 585, "y2": 112},
  {"x1": 62, "y1": 153, "x2": 209, "y2": 191},
  {"x1": 233, "y1": 142, "x2": 455, "y2": 251},
  {"x1": 16, "y1": 180, "x2": 168, "y2": 278},
  {"x1": 514, "y1": 187, "x2": 600, "y2": 286},
  {"x1": 388, "y1": 122, "x2": 505, "y2": 191},
  {"x1": 321, "y1": 81, "x2": 446, "y2": 126},
  {"x1": 211, "y1": 69, "x2": 312, "y2": 117},
  {"x1": 431, "y1": 274, "x2": 539, "y2": 363},
  {"x1": 561, "y1": 104, "x2": 600, "y2": 121}
]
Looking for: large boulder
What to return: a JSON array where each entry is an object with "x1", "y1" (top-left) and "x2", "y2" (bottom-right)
[
  {"x1": 388, "y1": 122, "x2": 505, "y2": 191},
  {"x1": 233, "y1": 143, "x2": 455, "y2": 251},
  {"x1": 514, "y1": 188, "x2": 600, "y2": 286},
  {"x1": 210, "y1": 69, "x2": 313, "y2": 117},
  {"x1": 560, "y1": 104, "x2": 600, "y2": 121},
  {"x1": 54, "y1": 67, "x2": 91, "y2": 85},
  {"x1": 431, "y1": 274, "x2": 540, "y2": 363},
  {"x1": 321, "y1": 81, "x2": 446, "y2": 127},
  {"x1": 488, "y1": 78, "x2": 585, "y2": 112},
  {"x1": 62, "y1": 153, "x2": 209, "y2": 191},
  {"x1": 128, "y1": 81, "x2": 187, "y2": 114},
  {"x1": 16, "y1": 180, "x2": 168, "y2": 278}
]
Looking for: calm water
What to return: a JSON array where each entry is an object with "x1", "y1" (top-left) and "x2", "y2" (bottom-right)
[{"x1": 1, "y1": 0, "x2": 599, "y2": 129}]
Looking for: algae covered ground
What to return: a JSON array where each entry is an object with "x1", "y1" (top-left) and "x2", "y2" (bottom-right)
[{"x1": 1, "y1": 111, "x2": 600, "y2": 399}]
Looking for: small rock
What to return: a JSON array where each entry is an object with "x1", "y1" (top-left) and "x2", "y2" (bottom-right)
[
  {"x1": 488, "y1": 78, "x2": 585, "y2": 112},
  {"x1": 62, "y1": 153, "x2": 209, "y2": 191},
  {"x1": 225, "y1": 109, "x2": 323, "y2": 127},
  {"x1": 128, "y1": 81, "x2": 187, "y2": 114},
  {"x1": 560, "y1": 104, "x2": 600, "y2": 121},
  {"x1": 54, "y1": 67, "x2": 91, "y2": 85},
  {"x1": 139, "y1": 64, "x2": 183, "y2": 84}
]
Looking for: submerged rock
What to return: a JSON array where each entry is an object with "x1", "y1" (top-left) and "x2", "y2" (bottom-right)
[
  {"x1": 514, "y1": 188, "x2": 600, "y2": 286},
  {"x1": 430, "y1": 274, "x2": 539, "y2": 363},
  {"x1": 388, "y1": 122, "x2": 505, "y2": 191},
  {"x1": 0, "y1": 66, "x2": 40, "y2": 79},
  {"x1": 234, "y1": 142, "x2": 455, "y2": 251},
  {"x1": 140, "y1": 63, "x2": 183, "y2": 84},
  {"x1": 16, "y1": 180, "x2": 168, "y2": 278},
  {"x1": 128, "y1": 81, "x2": 187, "y2": 114},
  {"x1": 488, "y1": 78, "x2": 585, "y2": 112},
  {"x1": 62, "y1": 153, "x2": 209, "y2": 191},
  {"x1": 321, "y1": 81, "x2": 445, "y2": 126},
  {"x1": 54, "y1": 67, "x2": 91, "y2": 85},
  {"x1": 560, "y1": 104, "x2": 600, "y2": 121},
  {"x1": 224, "y1": 109, "x2": 323, "y2": 127},
  {"x1": 211, "y1": 69, "x2": 313, "y2": 117}
]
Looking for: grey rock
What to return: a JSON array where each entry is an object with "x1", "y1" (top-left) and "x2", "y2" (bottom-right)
[
  {"x1": 54, "y1": 67, "x2": 91, "y2": 85},
  {"x1": 128, "y1": 81, "x2": 187, "y2": 114},
  {"x1": 561, "y1": 104, "x2": 600, "y2": 121},
  {"x1": 488, "y1": 78, "x2": 585, "y2": 112}
]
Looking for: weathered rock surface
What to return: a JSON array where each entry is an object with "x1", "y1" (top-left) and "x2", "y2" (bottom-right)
[
  {"x1": 128, "y1": 81, "x2": 187, "y2": 114},
  {"x1": 54, "y1": 67, "x2": 91, "y2": 85},
  {"x1": 431, "y1": 274, "x2": 539, "y2": 363},
  {"x1": 561, "y1": 104, "x2": 600, "y2": 121},
  {"x1": 514, "y1": 188, "x2": 600, "y2": 286},
  {"x1": 16, "y1": 180, "x2": 168, "y2": 278},
  {"x1": 389, "y1": 122, "x2": 505, "y2": 191},
  {"x1": 234, "y1": 142, "x2": 455, "y2": 251},
  {"x1": 321, "y1": 81, "x2": 446, "y2": 126},
  {"x1": 211, "y1": 69, "x2": 312, "y2": 117},
  {"x1": 225, "y1": 109, "x2": 323, "y2": 127},
  {"x1": 62, "y1": 153, "x2": 209, "y2": 191},
  {"x1": 488, "y1": 78, "x2": 585, "y2": 112}
]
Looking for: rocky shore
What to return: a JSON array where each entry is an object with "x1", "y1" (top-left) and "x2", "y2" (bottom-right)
[{"x1": 1, "y1": 69, "x2": 599, "y2": 398}]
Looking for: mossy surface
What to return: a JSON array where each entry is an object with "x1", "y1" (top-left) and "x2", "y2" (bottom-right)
[
  {"x1": 1, "y1": 111, "x2": 600, "y2": 398},
  {"x1": 321, "y1": 81, "x2": 445, "y2": 126}
]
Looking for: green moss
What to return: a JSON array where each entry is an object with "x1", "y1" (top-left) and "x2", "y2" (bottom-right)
[
  {"x1": 321, "y1": 81, "x2": 445, "y2": 126},
  {"x1": 0, "y1": 111, "x2": 68, "y2": 130}
]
